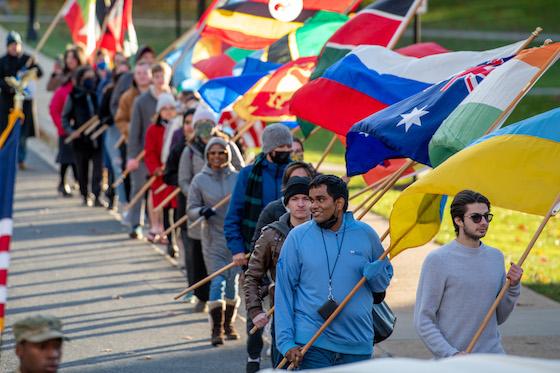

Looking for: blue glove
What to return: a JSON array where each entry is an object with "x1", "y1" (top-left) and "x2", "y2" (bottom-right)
[
  {"x1": 199, "y1": 206, "x2": 217, "y2": 219},
  {"x1": 363, "y1": 258, "x2": 393, "y2": 293}
]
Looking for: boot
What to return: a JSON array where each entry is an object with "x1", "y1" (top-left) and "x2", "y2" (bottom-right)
[
  {"x1": 209, "y1": 301, "x2": 224, "y2": 346},
  {"x1": 224, "y1": 298, "x2": 240, "y2": 340},
  {"x1": 58, "y1": 183, "x2": 72, "y2": 198}
]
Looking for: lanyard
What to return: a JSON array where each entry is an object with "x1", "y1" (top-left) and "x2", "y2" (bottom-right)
[{"x1": 320, "y1": 222, "x2": 346, "y2": 300}]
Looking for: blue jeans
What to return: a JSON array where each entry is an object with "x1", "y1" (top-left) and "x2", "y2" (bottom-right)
[
  {"x1": 299, "y1": 346, "x2": 371, "y2": 370},
  {"x1": 103, "y1": 126, "x2": 127, "y2": 203},
  {"x1": 209, "y1": 268, "x2": 239, "y2": 301}
]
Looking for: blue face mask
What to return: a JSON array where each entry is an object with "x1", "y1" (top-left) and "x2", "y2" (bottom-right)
[{"x1": 83, "y1": 78, "x2": 95, "y2": 90}]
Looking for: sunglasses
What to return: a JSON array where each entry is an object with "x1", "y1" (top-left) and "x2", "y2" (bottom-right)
[{"x1": 465, "y1": 213, "x2": 493, "y2": 223}]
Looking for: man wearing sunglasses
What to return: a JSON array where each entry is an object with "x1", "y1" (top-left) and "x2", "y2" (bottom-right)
[{"x1": 414, "y1": 189, "x2": 523, "y2": 358}]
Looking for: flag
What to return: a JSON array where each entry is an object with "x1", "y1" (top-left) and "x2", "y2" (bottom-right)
[
  {"x1": 234, "y1": 56, "x2": 316, "y2": 122},
  {"x1": 312, "y1": 0, "x2": 422, "y2": 79},
  {"x1": 202, "y1": 0, "x2": 358, "y2": 50},
  {"x1": 63, "y1": 0, "x2": 99, "y2": 56},
  {"x1": 219, "y1": 110, "x2": 265, "y2": 148},
  {"x1": 198, "y1": 58, "x2": 281, "y2": 113},
  {"x1": 0, "y1": 111, "x2": 21, "y2": 332},
  {"x1": 293, "y1": 41, "x2": 524, "y2": 136},
  {"x1": 192, "y1": 47, "x2": 254, "y2": 81},
  {"x1": 428, "y1": 42, "x2": 560, "y2": 167},
  {"x1": 262, "y1": 11, "x2": 348, "y2": 64},
  {"x1": 388, "y1": 108, "x2": 560, "y2": 258},
  {"x1": 97, "y1": 0, "x2": 138, "y2": 57},
  {"x1": 345, "y1": 57, "x2": 516, "y2": 176}
]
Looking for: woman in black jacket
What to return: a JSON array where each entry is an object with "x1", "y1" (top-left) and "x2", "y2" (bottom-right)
[{"x1": 62, "y1": 66, "x2": 104, "y2": 207}]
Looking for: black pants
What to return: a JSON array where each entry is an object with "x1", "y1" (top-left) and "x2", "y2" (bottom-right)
[
  {"x1": 246, "y1": 317, "x2": 264, "y2": 360},
  {"x1": 73, "y1": 145, "x2": 103, "y2": 199},
  {"x1": 182, "y1": 235, "x2": 209, "y2": 302}
]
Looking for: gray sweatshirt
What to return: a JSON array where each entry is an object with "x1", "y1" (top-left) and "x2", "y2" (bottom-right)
[
  {"x1": 414, "y1": 240, "x2": 520, "y2": 358},
  {"x1": 127, "y1": 87, "x2": 157, "y2": 159}
]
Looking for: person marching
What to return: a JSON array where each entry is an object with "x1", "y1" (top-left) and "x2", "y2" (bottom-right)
[
  {"x1": 275, "y1": 175, "x2": 393, "y2": 369},
  {"x1": 48, "y1": 47, "x2": 85, "y2": 197},
  {"x1": 414, "y1": 190, "x2": 523, "y2": 358},
  {"x1": 224, "y1": 123, "x2": 293, "y2": 373},
  {"x1": 187, "y1": 137, "x2": 239, "y2": 346},
  {"x1": 61, "y1": 65, "x2": 103, "y2": 207},
  {"x1": 143, "y1": 93, "x2": 179, "y2": 255},
  {"x1": 244, "y1": 176, "x2": 312, "y2": 366}
]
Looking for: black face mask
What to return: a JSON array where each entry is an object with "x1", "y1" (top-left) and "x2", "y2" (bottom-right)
[
  {"x1": 82, "y1": 78, "x2": 95, "y2": 91},
  {"x1": 317, "y1": 206, "x2": 339, "y2": 230},
  {"x1": 270, "y1": 150, "x2": 291, "y2": 165}
]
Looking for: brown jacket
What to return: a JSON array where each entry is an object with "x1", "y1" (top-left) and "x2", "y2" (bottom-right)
[
  {"x1": 244, "y1": 212, "x2": 291, "y2": 319},
  {"x1": 114, "y1": 86, "x2": 139, "y2": 139}
]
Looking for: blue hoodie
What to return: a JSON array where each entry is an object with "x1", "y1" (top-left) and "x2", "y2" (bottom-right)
[
  {"x1": 274, "y1": 212, "x2": 390, "y2": 356},
  {"x1": 224, "y1": 156, "x2": 287, "y2": 255}
]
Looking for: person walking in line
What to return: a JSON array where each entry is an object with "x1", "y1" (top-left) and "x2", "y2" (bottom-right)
[
  {"x1": 61, "y1": 66, "x2": 103, "y2": 207},
  {"x1": 187, "y1": 137, "x2": 239, "y2": 346},
  {"x1": 224, "y1": 123, "x2": 293, "y2": 373},
  {"x1": 144, "y1": 93, "x2": 179, "y2": 256},
  {"x1": 244, "y1": 176, "x2": 312, "y2": 366},
  {"x1": 125, "y1": 61, "x2": 171, "y2": 239},
  {"x1": 414, "y1": 190, "x2": 523, "y2": 358},
  {"x1": 275, "y1": 175, "x2": 393, "y2": 369},
  {"x1": 48, "y1": 48, "x2": 85, "y2": 197},
  {"x1": 0, "y1": 31, "x2": 43, "y2": 169}
]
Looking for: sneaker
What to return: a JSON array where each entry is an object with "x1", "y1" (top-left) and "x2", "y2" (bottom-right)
[
  {"x1": 93, "y1": 198, "x2": 107, "y2": 208},
  {"x1": 129, "y1": 225, "x2": 143, "y2": 239},
  {"x1": 167, "y1": 243, "x2": 176, "y2": 258},
  {"x1": 246, "y1": 361, "x2": 260, "y2": 373},
  {"x1": 180, "y1": 293, "x2": 195, "y2": 304}
]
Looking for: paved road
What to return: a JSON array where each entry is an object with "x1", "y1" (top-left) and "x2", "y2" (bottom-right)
[{"x1": 0, "y1": 150, "x2": 259, "y2": 372}]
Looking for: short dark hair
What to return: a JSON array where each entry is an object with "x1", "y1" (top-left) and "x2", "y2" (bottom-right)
[
  {"x1": 450, "y1": 190, "x2": 491, "y2": 235},
  {"x1": 309, "y1": 174, "x2": 348, "y2": 212},
  {"x1": 282, "y1": 161, "x2": 316, "y2": 186}
]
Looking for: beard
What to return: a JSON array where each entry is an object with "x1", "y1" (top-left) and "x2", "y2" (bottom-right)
[{"x1": 463, "y1": 224, "x2": 486, "y2": 241}]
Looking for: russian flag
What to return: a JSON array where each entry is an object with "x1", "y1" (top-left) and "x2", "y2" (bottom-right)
[{"x1": 291, "y1": 41, "x2": 525, "y2": 136}]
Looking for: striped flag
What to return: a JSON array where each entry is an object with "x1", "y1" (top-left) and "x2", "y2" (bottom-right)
[
  {"x1": 0, "y1": 111, "x2": 21, "y2": 332},
  {"x1": 219, "y1": 110, "x2": 265, "y2": 148},
  {"x1": 428, "y1": 42, "x2": 560, "y2": 167},
  {"x1": 202, "y1": 0, "x2": 358, "y2": 50}
]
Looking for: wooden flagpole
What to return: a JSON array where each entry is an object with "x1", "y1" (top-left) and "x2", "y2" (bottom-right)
[
  {"x1": 174, "y1": 252, "x2": 250, "y2": 300},
  {"x1": 154, "y1": 188, "x2": 181, "y2": 212},
  {"x1": 349, "y1": 175, "x2": 390, "y2": 201},
  {"x1": 302, "y1": 126, "x2": 321, "y2": 142},
  {"x1": 154, "y1": 183, "x2": 168, "y2": 195},
  {"x1": 314, "y1": 134, "x2": 337, "y2": 172},
  {"x1": 29, "y1": 0, "x2": 71, "y2": 63},
  {"x1": 158, "y1": 194, "x2": 231, "y2": 241},
  {"x1": 112, "y1": 150, "x2": 145, "y2": 188},
  {"x1": 466, "y1": 191, "x2": 560, "y2": 353},
  {"x1": 90, "y1": 124, "x2": 109, "y2": 141},
  {"x1": 114, "y1": 134, "x2": 126, "y2": 149},
  {"x1": 83, "y1": 120, "x2": 101, "y2": 135},
  {"x1": 249, "y1": 306, "x2": 275, "y2": 335},
  {"x1": 64, "y1": 116, "x2": 99, "y2": 144},
  {"x1": 124, "y1": 175, "x2": 156, "y2": 212}
]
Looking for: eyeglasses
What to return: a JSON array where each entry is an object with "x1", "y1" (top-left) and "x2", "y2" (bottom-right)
[
  {"x1": 208, "y1": 151, "x2": 228, "y2": 156},
  {"x1": 465, "y1": 213, "x2": 493, "y2": 223}
]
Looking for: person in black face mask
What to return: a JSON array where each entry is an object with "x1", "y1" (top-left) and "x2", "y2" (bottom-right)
[
  {"x1": 223, "y1": 123, "x2": 293, "y2": 373},
  {"x1": 62, "y1": 66, "x2": 103, "y2": 207}
]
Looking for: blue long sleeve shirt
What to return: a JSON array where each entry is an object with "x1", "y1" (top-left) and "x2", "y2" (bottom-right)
[
  {"x1": 224, "y1": 157, "x2": 286, "y2": 255},
  {"x1": 274, "y1": 212, "x2": 390, "y2": 356}
]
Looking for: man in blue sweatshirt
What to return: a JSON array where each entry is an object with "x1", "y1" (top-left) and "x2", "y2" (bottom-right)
[
  {"x1": 275, "y1": 175, "x2": 393, "y2": 369},
  {"x1": 224, "y1": 122, "x2": 293, "y2": 373}
]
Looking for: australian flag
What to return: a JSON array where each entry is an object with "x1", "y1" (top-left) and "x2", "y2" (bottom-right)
[
  {"x1": 0, "y1": 116, "x2": 20, "y2": 332},
  {"x1": 345, "y1": 58, "x2": 508, "y2": 176}
]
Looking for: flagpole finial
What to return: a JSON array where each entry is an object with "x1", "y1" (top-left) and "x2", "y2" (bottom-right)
[
  {"x1": 533, "y1": 27, "x2": 543, "y2": 36},
  {"x1": 543, "y1": 39, "x2": 553, "y2": 46},
  {"x1": 4, "y1": 68, "x2": 38, "y2": 111}
]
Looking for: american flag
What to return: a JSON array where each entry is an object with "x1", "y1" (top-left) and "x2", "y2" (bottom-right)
[{"x1": 0, "y1": 113, "x2": 21, "y2": 332}]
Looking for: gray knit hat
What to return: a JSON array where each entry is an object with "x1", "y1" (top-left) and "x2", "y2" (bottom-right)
[
  {"x1": 262, "y1": 123, "x2": 293, "y2": 153},
  {"x1": 6, "y1": 31, "x2": 22, "y2": 46},
  {"x1": 156, "y1": 92, "x2": 176, "y2": 113}
]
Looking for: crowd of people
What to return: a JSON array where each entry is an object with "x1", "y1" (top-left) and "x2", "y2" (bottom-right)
[{"x1": 2, "y1": 30, "x2": 525, "y2": 372}]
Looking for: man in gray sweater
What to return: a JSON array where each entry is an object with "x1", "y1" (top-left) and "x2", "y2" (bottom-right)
[
  {"x1": 125, "y1": 61, "x2": 172, "y2": 238},
  {"x1": 414, "y1": 190, "x2": 523, "y2": 358}
]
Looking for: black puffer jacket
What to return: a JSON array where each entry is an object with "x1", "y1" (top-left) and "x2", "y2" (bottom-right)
[{"x1": 62, "y1": 86, "x2": 100, "y2": 150}]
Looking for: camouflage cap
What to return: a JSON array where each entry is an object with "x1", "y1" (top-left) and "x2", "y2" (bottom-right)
[{"x1": 13, "y1": 315, "x2": 68, "y2": 343}]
